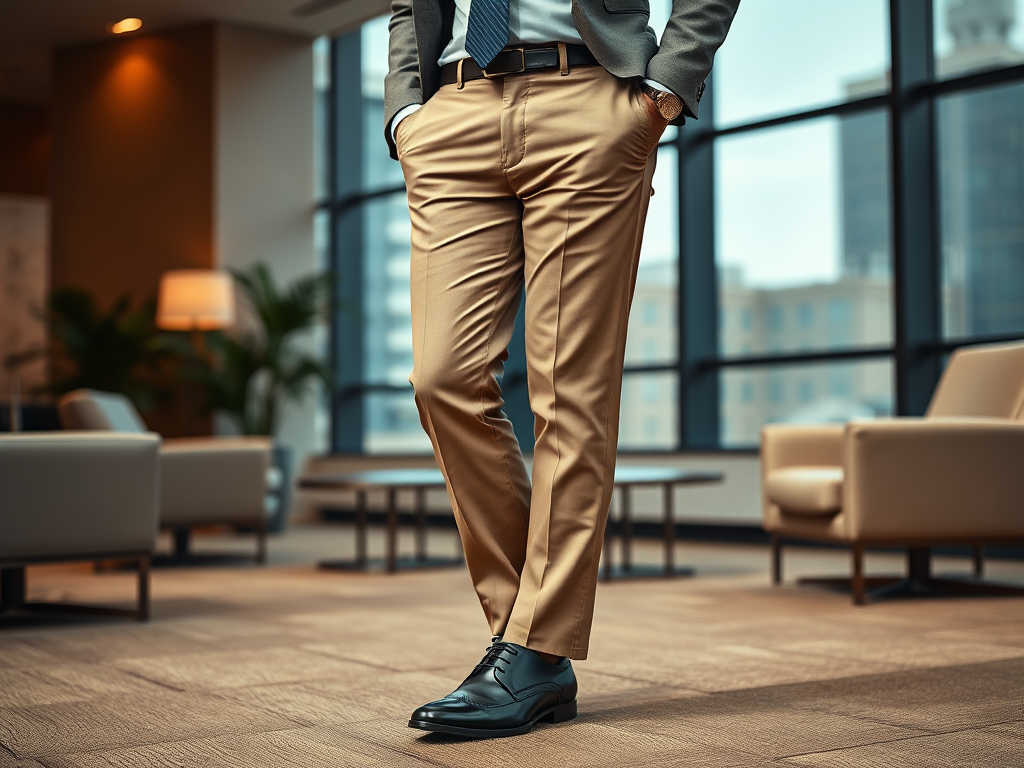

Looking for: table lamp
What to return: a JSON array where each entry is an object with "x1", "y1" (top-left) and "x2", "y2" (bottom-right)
[
  {"x1": 156, "y1": 269, "x2": 236, "y2": 435},
  {"x1": 156, "y1": 269, "x2": 236, "y2": 333}
]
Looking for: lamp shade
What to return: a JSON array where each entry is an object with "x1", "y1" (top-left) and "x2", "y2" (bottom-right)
[{"x1": 156, "y1": 269, "x2": 236, "y2": 331}]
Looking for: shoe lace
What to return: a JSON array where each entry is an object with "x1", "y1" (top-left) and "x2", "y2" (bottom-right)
[{"x1": 471, "y1": 640, "x2": 519, "y2": 676}]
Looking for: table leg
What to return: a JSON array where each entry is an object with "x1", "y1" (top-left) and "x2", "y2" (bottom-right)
[
  {"x1": 602, "y1": 496, "x2": 614, "y2": 583},
  {"x1": 386, "y1": 488, "x2": 398, "y2": 574},
  {"x1": 136, "y1": 557, "x2": 151, "y2": 621},
  {"x1": 663, "y1": 483, "x2": 675, "y2": 576},
  {"x1": 852, "y1": 544, "x2": 866, "y2": 606},
  {"x1": 620, "y1": 485, "x2": 633, "y2": 572},
  {"x1": 415, "y1": 488, "x2": 427, "y2": 562},
  {"x1": 356, "y1": 490, "x2": 367, "y2": 568},
  {"x1": 1, "y1": 567, "x2": 26, "y2": 612}
]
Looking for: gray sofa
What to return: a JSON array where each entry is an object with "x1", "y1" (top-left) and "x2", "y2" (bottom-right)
[
  {"x1": 0, "y1": 432, "x2": 160, "y2": 620},
  {"x1": 58, "y1": 389, "x2": 274, "y2": 563}
]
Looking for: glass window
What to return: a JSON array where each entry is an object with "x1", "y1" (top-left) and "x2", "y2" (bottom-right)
[
  {"x1": 741, "y1": 379, "x2": 755, "y2": 403},
  {"x1": 362, "y1": 16, "x2": 403, "y2": 190},
  {"x1": 934, "y1": 0, "x2": 1024, "y2": 80},
  {"x1": 939, "y1": 79, "x2": 1024, "y2": 339},
  {"x1": 798, "y1": 378, "x2": 814, "y2": 403},
  {"x1": 619, "y1": 373, "x2": 678, "y2": 449},
  {"x1": 313, "y1": 36, "x2": 331, "y2": 202},
  {"x1": 364, "y1": 391, "x2": 432, "y2": 454},
  {"x1": 716, "y1": 113, "x2": 893, "y2": 358},
  {"x1": 714, "y1": 0, "x2": 890, "y2": 127},
  {"x1": 361, "y1": 192, "x2": 413, "y2": 385},
  {"x1": 646, "y1": 0, "x2": 678, "y2": 146},
  {"x1": 828, "y1": 299, "x2": 849, "y2": 326},
  {"x1": 625, "y1": 145, "x2": 678, "y2": 367},
  {"x1": 797, "y1": 302, "x2": 814, "y2": 328},
  {"x1": 720, "y1": 359, "x2": 894, "y2": 447}
]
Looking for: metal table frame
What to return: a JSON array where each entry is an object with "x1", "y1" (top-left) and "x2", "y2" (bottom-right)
[
  {"x1": 602, "y1": 467, "x2": 723, "y2": 581},
  {"x1": 300, "y1": 466, "x2": 723, "y2": 577},
  {"x1": 299, "y1": 470, "x2": 459, "y2": 573}
]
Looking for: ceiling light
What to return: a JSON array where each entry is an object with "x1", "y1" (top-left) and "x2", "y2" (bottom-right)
[{"x1": 110, "y1": 18, "x2": 143, "y2": 35}]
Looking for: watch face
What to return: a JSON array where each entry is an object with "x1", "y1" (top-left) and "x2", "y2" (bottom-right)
[{"x1": 659, "y1": 94, "x2": 683, "y2": 121}]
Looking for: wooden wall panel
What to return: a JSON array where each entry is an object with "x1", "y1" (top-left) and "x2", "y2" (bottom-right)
[
  {"x1": 0, "y1": 100, "x2": 49, "y2": 196},
  {"x1": 50, "y1": 24, "x2": 215, "y2": 310}
]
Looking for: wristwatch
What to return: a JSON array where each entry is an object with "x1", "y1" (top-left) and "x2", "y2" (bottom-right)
[{"x1": 640, "y1": 83, "x2": 684, "y2": 121}]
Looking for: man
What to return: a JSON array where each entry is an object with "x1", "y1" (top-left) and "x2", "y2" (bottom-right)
[{"x1": 386, "y1": 0, "x2": 739, "y2": 738}]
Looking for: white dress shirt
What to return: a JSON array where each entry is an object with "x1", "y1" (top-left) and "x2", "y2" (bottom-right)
[
  {"x1": 392, "y1": 0, "x2": 675, "y2": 140},
  {"x1": 439, "y1": 0, "x2": 585, "y2": 66}
]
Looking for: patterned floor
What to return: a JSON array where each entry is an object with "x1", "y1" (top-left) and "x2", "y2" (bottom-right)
[{"x1": 1, "y1": 524, "x2": 1022, "y2": 767}]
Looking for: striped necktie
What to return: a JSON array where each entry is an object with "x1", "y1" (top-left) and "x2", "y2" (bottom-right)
[{"x1": 465, "y1": 0, "x2": 510, "y2": 69}]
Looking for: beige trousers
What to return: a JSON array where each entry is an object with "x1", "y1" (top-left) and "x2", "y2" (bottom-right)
[{"x1": 397, "y1": 64, "x2": 659, "y2": 660}]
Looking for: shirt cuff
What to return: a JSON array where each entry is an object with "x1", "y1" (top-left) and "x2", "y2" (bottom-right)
[
  {"x1": 641, "y1": 79, "x2": 677, "y2": 97},
  {"x1": 390, "y1": 104, "x2": 422, "y2": 143}
]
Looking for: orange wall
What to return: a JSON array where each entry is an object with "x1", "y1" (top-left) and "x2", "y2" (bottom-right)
[
  {"x1": 50, "y1": 24, "x2": 215, "y2": 310},
  {"x1": 0, "y1": 100, "x2": 49, "y2": 196}
]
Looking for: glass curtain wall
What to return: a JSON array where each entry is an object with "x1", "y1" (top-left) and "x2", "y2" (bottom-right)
[{"x1": 323, "y1": 0, "x2": 1024, "y2": 454}]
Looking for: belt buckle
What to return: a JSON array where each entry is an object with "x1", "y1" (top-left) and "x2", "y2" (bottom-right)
[{"x1": 482, "y1": 48, "x2": 526, "y2": 79}]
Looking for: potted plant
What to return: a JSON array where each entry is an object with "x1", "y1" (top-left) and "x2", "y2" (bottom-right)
[
  {"x1": 197, "y1": 263, "x2": 332, "y2": 532},
  {"x1": 5, "y1": 286, "x2": 172, "y2": 410}
]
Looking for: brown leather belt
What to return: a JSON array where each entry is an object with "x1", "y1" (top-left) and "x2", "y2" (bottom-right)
[{"x1": 439, "y1": 44, "x2": 599, "y2": 87}]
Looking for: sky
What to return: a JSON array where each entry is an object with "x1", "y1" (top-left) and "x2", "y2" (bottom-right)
[
  {"x1": 709, "y1": 0, "x2": 890, "y2": 289},
  {"x1": 711, "y1": 0, "x2": 1023, "y2": 289}
]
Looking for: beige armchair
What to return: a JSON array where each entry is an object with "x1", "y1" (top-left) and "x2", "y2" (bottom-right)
[
  {"x1": 762, "y1": 341, "x2": 1024, "y2": 604},
  {"x1": 0, "y1": 432, "x2": 159, "y2": 620},
  {"x1": 58, "y1": 389, "x2": 273, "y2": 563}
]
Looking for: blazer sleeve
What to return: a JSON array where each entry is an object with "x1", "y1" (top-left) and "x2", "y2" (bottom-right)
[
  {"x1": 645, "y1": 0, "x2": 741, "y2": 122},
  {"x1": 384, "y1": 0, "x2": 423, "y2": 159}
]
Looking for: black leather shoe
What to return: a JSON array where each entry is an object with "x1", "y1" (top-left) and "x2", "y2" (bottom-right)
[{"x1": 408, "y1": 638, "x2": 578, "y2": 738}]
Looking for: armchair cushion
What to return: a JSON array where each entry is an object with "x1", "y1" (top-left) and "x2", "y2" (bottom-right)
[
  {"x1": 761, "y1": 423, "x2": 846, "y2": 535},
  {"x1": 764, "y1": 466, "x2": 843, "y2": 515},
  {"x1": 58, "y1": 389, "x2": 147, "y2": 432},
  {"x1": 0, "y1": 433, "x2": 160, "y2": 561},
  {"x1": 926, "y1": 342, "x2": 1024, "y2": 420},
  {"x1": 160, "y1": 438, "x2": 272, "y2": 526}
]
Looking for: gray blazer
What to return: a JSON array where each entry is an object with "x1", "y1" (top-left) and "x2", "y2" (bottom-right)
[{"x1": 384, "y1": 0, "x2": 741, "y2": 158}]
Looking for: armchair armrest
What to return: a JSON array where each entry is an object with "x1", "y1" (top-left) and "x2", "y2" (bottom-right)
[
  {"x1": 159, "y1": 438, "x2": 272, "y2": 526},
  {"x1": 761, "y1": 423, "x2": 845, "y2": 531},
  {"x1": 843, "y1": 418, "x2": 1024, "y2": 540},
  {"x1": 761, "y1": 423, "x2": 845, "y2": 473}
]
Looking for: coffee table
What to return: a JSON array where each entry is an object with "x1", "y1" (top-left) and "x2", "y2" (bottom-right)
[
  {"x1": 299, "y1": 469, "x2": 456, "y2": 573},
  {"x1": 603, "y1": 467, "x2": 723, "y2": 581},
  {"x1": 299, "y1": 466, "x2": 723, "y2": 577}
]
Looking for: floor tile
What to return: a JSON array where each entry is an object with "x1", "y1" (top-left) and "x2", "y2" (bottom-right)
[
  {"x1": 750, "y1": 660, "x2": 1024, "y2": 732},
  {"x1": 45, "y1": 728, "x2": 437, "y2": 768},
  {"x1": 324, "y1": 718, "x2": 714, "y2": 768},
  {"x1": 780, "y1": 726, "x2": 1024, "y2": 768},
  {"x1": 0, "y1": 690, "x2": 293, "y2": 758},
  {"x1": 211, "y1": 670, "x2": 463, "y2": 727},
  {"x1": 588, "y1": 689, "x2": 925, "y2": 759},
  {"x1": 586, "y1": 643, "x2": 905, "y2": 693},
  {"x1": 113, "y1": 647, "x2": 376, "y2": 691},
  {"x1": 774, "y1": 637, "x2": 1024, "y2": 669}
]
